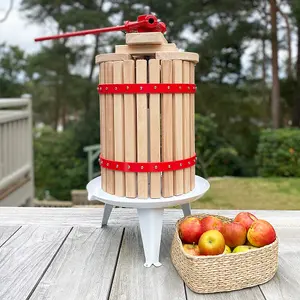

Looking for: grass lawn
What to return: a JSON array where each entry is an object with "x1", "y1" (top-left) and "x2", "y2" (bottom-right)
[{"x1": 191, "y1": 177, "x2": 300, "y2": 210}]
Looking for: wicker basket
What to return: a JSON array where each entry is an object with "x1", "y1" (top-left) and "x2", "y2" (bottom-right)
[{"x1": 171, "y1": 214, "x2": 278, "y2": 294}]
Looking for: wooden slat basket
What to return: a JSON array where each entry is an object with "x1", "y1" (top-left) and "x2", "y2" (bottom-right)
[
  {"x1": 96, "y1": 33, "x2": 199, "y2": 199},
  {"x1": 171, "y1": 214, "x2": 279, "y2": 294}
]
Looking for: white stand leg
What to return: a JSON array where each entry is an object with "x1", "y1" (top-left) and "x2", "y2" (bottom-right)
[
  {"x1": 137, "y1": 208, "x2": 164, "y2": 268},
  {"x1": 181, "y1": 203, "x2": 191, "y2": 217},
  {"x1": 101, "y1": 204, "x2": 113, "y2": 227}
]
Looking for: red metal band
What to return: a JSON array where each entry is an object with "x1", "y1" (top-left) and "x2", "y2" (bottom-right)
[
  {"x1": 97, "y1": 83, "x2": 197, "y2": 94},
  {"x1": 99, "y1": 154, "x2": 197, "y2": 172}
]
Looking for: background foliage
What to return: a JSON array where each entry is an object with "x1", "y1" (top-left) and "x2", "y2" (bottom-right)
[
  {"x1": 1, "y1": 0, "x2": 300, "y2": 199},
  {"x1": 257, "y1": 129, "x2": 300, "y2": 177}
]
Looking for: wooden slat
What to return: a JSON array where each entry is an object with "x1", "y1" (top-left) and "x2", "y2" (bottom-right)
[
  {"x1": 100, "y1": 63, "x2": 107, "y2": 191},
  {"x1": 124, "y1": 60, "x2": 137, "y2": 198},
  {"x1": 0, "y1": 225, "x2": 71, "y2": 300},
  {"x1": 126, "y1": 32, "x2": 168, "y2": 45},
  {"x1": 156, "y1": 52, "x2": 199, "y2": 63},
  {"x1": 149, "y1": 59, "x2": 161, "y2": 198},
  {"x1": 258, "y1": 235, "x2": 300, "y2": 300},
  {"x1": 115, "y1": 43, "x2": 177, "y2": 55},
  {"x1": 11, "y1": 122, "x2": 15, "y2": 172},
  {"x1": 95, "y1": 53, "x2": 131, "y2": 64},
  {"x1": 190, "y1": 63, "x2": 195, "y2": 190},
  {"x1": 186, "y1": 286, "x2": 265, "y2": 300},
  {"x1": 105, "y1": 62, "x2": 115, "y2": 195},
  {"x1": 136, "y1": 60, "x2": 148, "y2": 198},
  {"x1": 0, "y1": 226, "x2": 20, "y2": 246},
  {"x1": 3, "y1": 123, "x2": 8, "y2": 176},
  {"x1": 161, "y1": 60, "x2": 174, "y2": 197},
  {"x1": 2, "y1": 208, "x2": 300, "y2": 227},
  {"x1": 183, "y1": 61, "x2": 191, "y2": 193},
  {"x1": 30, "y1": 227, "x2": 124, "y2": 300},
  {"x1": 109, "y1": 226, "x2": 186, "y2": 300},
  {"x1": 113, "y1": 61, "x2": 125, "y2": 196},
  {"x1": 173, "y1": 60, "x2": 184, "y2": 195},
  {"x1": 0, "y1": 124, "x2": 2, "y2": 179}
]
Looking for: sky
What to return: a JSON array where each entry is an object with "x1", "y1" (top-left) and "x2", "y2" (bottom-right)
[
  {"x1": 0, "y1": 0, "x2": 54, "y2": 54},
  {"x1": 0, "y1": 0, "x2": 297, "y2": 79}
]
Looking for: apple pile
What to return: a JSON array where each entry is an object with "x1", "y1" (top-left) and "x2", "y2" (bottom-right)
[{"x1": 179, "y1": 212, "x2": 276, "y2": 256}]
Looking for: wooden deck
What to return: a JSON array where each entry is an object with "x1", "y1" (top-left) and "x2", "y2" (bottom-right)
[{"x1": 0, "y1": 207, "x2": 299, "y2": 300}]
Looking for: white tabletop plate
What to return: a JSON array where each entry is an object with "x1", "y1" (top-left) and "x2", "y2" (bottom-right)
[{"x1": 86, "y1": 176, "x2": 210, "y2": 208}]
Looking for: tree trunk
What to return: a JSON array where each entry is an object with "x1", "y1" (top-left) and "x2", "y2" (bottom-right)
[
  {"x1": 292, "y1": 21, "x2": 300, "y2": 127},
  {"x1": 270, "y1": 0, "x2": 281, "y2": 128},
  {"x1": 277, "y1": 5, "x2": 292, "y2": 78},
  {"x1": 84, "y1": 35, "x2": 100, "y2": 114}
]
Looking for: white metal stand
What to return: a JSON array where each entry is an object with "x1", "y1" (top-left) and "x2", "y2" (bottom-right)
[{"x1": 87, "y1": 176, "x2": 210, "y2": 267}]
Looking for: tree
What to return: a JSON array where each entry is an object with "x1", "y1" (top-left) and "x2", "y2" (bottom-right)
[
  {"x1": 277, "y1": 4, "x2": 293, "y2": 78},
  {"x1": 270, "y1": 0, "x2": 281, "y2": 128},
  {"x1": 0, "y1": 0, "x2": 14, "y2": 23},
  {"x1": 0, "y1": 43, "x2": 26, "y2": 97}
]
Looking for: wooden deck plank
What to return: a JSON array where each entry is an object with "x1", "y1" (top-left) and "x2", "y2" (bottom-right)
[
  {"x1": 0, "y1": 209, "x2": 299, "y2": 299},
  {"x1": 258, "y1": 235, "x2": 300, "y2": 300},
  {"x1": 186, "y1": 286, "x2": 265, "y2": 300},
  {"x1": 30, "y1": 226, "x2": 124, "y2": 300},
  {"x1": 0, "y1": 225, "x2": 20, "y2": 246},
  {"x1": 109, "y1": 226, "x2": 186, "y2": 300},
  {"x1": 1, "y1": 208, "x2": 300, "y2": 227},
  {"x1": 0, "y1": 225, "x2": 71, "y2": 300}
]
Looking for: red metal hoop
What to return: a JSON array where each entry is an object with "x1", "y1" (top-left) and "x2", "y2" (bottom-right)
[
  {"x1": 97, "y1": 83, "x2": 197, "y2": 94},
  {"x1": 99, "y1": 154, "x2": 197, "y2": 172}
]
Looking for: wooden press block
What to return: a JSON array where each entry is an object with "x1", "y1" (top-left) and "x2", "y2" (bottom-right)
[
  {"x1": 115, "y1": 43, "x2": 178, "y2": 55},
  {"x1": 155, "y1": 51, "x2": 199, "y2": 63},
  {"x1": 95, "y1": 53, "x2": 131, "y2": 64},
  {"x1": 126, "y1": 32, "x2": 168, "y2": 45}
]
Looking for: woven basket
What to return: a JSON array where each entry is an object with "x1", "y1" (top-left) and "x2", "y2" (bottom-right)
[{"x1": 171, "y1": 214, "x2": 278, "y2": 294}]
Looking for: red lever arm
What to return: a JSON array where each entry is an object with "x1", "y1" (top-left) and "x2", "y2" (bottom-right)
[{"x1": 35, "y1": 14, "x2": 166, "y2": 42}]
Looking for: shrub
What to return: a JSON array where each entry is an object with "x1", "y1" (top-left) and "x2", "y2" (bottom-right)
[
  {"x1": 195, "y1": 114, "x2": 243, "y2": 178},
  {"x1": 256, "y1": 129, "x2": 300, "y2": 177},
  {"x1": 34, "y1": 127, "x2": 87, "y2": 200}
]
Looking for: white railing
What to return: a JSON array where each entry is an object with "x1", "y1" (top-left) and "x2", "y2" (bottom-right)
[
  {"x1": 0, "y1": 95, "x2": 34, "y2": 206},
  {"x1": 83, "y1": 144, "x2": 101, "y2": 182}
]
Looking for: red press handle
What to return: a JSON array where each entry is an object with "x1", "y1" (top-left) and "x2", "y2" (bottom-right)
[{"x1": 35, "y1": 14, "x2": 166, "y2": 42}]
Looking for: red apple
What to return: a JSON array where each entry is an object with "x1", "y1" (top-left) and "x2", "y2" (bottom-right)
[
  {"x1": 198, "y1": 230, "x2": 225, "y2": 255},
  {"x1": 234, "y1": 212, "x2": 258, "y2": 231},
  {"x1": 200, "y1": 216, "x2": 223, "y2": 233},
  {"x1": 247, "y1": 219, "x2": 276, "y2": 247},
  {"x1": 179, "y1": 217, "x2": 203, "y2": 244},
  {"x1": 183, "y1": 244, "x2": 201, "y2": 256},
  {"x1": 221, "y1": 222, "x2": 247, "y2": 248}
]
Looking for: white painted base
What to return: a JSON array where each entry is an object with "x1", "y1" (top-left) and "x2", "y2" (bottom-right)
[
  {"x1": 87, "y1": 176, "x2": 210, "y2": 208},
  {"x1": 86, "y1": 176, "x2": 210, "y2": 267},
  {"x1": 137, "y1": 208, "x2": 164, "y2": 267}
]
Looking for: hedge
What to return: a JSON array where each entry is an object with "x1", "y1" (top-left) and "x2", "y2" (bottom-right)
[{"x1": 256, "y1": 129, "x2": 300, "y2": 177}]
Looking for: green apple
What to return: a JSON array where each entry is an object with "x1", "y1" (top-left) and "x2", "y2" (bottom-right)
[
  {"x1": 233, "y1": 245, "x2": 258, "y2": 253},
  {"x1": 223, "y1": 245, "x2": 232, "y2": 254}
]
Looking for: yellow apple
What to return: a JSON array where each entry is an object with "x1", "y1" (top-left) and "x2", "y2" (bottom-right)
[
  {"x1": 223, "y1": 245, "x2": 232, "y2": 254},
  {"x1": 233, "y1": 245, "x2": 258, "y2": 253},
  {"x1": 198, "y1": 230, "x2": 225, "y2": 255}
]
